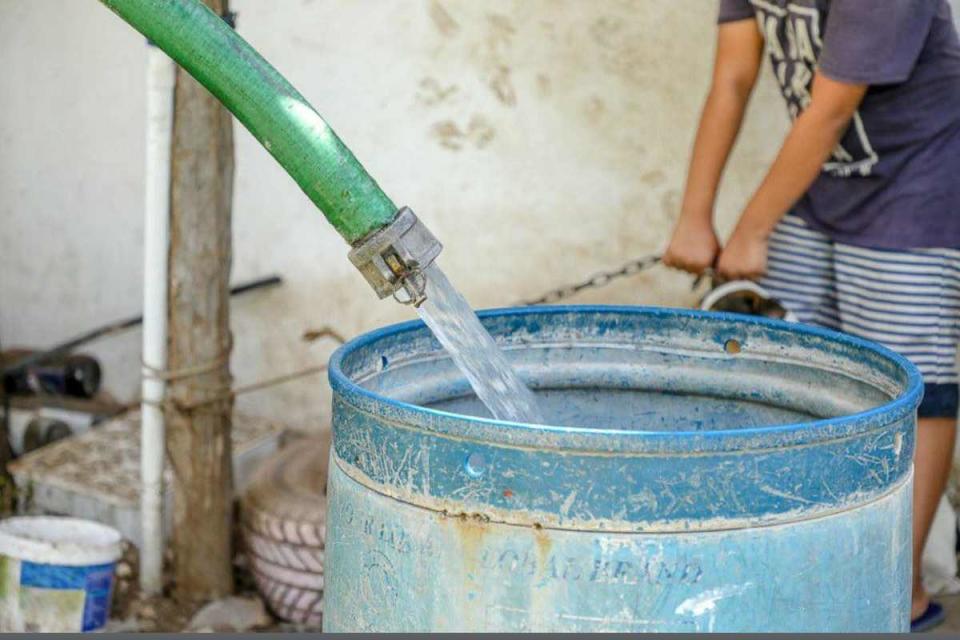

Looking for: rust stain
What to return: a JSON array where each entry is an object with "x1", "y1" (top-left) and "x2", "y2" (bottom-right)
[
  {"x1": 443, "y1": 510, "x2": 491, "y2": 577},
  {"x1": 428, "y1": 0, "x2": 460, "y2": 37},
  {"x1": 430, "y1": 116, "x2": 495, "y2": 151},
  {"x1": 471, "y1": 13, "x2": 518, "y2": 107},
  {"x1": 640, "y1": 169, "x2": 666, "y2": 187},
  {"x1": 432, "y1": 120, "x2": 465, "y2": 151},
  {"x1": 417, "y1": 78, "x2": 459, "y2": 107},
  {"x1": 588, "y1": 14, "x2": 656, "y2": 86},
  {"x1": 435, "y1": 511, "x2": 492, "y2": 630},
  {"x1": 487, "y1": 13, "x2": 516, "y2": 40},
  {"x1": 468, "y1": 115, "x2": 496, "y2": 148},
  {"x1": 532, "y1": 523, "x2": 552, "y2": 578},
  {"x1": 488, "y1": 65, "x2": 517, "y2": 107}
]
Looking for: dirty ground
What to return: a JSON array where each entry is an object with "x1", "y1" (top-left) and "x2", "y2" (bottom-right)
[{"x1": 105, "y1": 547, "x2": 321, "y2": 633}]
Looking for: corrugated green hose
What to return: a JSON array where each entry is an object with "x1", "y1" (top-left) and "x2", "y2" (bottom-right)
[{"x1": 100, "y1": 0, "x2": 397, "y2": 244}]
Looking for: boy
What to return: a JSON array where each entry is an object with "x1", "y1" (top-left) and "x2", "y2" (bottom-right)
[{"x1": 664, "y1": 0, "x2": 960, "y2": 631}]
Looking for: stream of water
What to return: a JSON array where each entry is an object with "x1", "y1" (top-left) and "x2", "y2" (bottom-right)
[{"x1": 416, "y1": 263, "x2": 544, "y2": 424}]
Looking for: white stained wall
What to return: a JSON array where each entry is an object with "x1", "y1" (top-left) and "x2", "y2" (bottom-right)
[{"x1": 0, "y1": 1, "x2": 786, "y2": 432}]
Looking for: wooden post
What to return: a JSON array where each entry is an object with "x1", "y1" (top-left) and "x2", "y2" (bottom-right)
[{"x1": 166, "y1": 0, "x2": 235, "y2": 602}]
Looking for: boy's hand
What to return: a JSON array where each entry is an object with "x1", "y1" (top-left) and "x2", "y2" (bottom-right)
[
  {"x1": 716, "y1": 226, "x2": 768, "y2": 280},
  {"x1": 663, "y1": 214, "x2": 721, "y2": 275}
]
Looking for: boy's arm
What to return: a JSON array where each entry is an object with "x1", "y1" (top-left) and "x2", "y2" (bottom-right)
[
  {"x1": 716, "y1": 74, "x2": 867, "y2": 280},
  {"x1": 663, "y1": 19, "x2": 764, "y2": 275}
]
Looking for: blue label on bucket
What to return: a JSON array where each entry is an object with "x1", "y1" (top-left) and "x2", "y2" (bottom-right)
[{"x1": 20, "y1": 561, "x2": 115, "y2": 632}]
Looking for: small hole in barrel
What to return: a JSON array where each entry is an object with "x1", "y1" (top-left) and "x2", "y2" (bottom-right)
[
  {"x1": 724, "y1": 339, "x2": 741, "y2": 355},
  {"x1": 465, "y1": 452, "x2": 486, "y2": 477}
]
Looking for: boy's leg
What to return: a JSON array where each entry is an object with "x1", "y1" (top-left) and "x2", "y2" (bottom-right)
[
  {"x1": 913, "y1": 417, "x2": 956, "y2": 616},
  {"x1": 832, "y1": 243, "x2": 960, "y2": 619},
  {"x1": 759, "y1": 214, "x2": 839, "y2": 327}
]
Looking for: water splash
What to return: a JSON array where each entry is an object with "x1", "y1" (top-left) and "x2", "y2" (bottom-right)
[{"x1": 416, "y1": 262, "x2": 544, "y2": 424}]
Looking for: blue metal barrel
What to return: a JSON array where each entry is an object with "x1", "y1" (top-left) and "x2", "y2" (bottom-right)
[{"x1": 324, "y1": 306, "x2": 921, "y2": 632}]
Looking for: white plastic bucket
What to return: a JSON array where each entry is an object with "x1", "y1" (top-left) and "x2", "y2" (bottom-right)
[{"x1": 0, "y1": 516, "x2": 122, "y2": 632}]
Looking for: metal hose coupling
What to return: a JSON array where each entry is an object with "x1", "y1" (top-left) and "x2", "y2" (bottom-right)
[{"x1": 348, "y1": 207, "x2": 442, "y2": 307}]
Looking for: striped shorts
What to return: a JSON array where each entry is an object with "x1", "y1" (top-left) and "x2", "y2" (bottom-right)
[{"x1": 760, "y1": 215, "x2": 960, "y2": 418}]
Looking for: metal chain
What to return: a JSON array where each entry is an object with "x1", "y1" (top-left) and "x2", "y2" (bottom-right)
[{"x1": 516, "y1": 254, "x2": 662, "y2": 306}]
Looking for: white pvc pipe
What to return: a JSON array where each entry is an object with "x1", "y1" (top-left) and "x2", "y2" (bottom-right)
[{"x1": 140, "y1": 45, "x2": 176, "y2": 596}]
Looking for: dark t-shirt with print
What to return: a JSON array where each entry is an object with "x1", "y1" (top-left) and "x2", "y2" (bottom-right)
[{"x1": 719, "y1": 0, "x2": 960, "y2": 249}]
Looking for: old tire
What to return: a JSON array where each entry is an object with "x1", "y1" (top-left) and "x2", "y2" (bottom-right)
[{"x1": 241, "y1": 434, "x2": 329, "y2": 627}]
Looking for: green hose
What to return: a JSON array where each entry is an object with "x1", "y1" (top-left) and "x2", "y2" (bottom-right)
[{"x1": 100, "y1": 0, "x2": 397, "y2": 244}]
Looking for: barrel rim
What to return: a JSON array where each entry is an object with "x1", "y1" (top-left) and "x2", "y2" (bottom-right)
[
  {"x1": 0, "y1": 516, "x2": 122, "y2": 567},
  {"x1": 328, "y1": 305, "x2": 923, "y2": 453}
]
